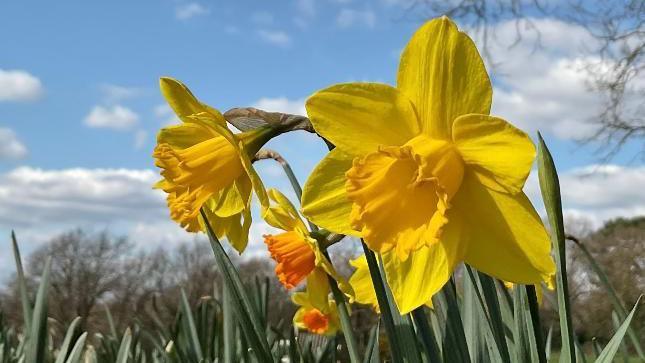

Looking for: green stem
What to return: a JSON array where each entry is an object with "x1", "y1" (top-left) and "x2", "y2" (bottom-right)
[
  {"x1": 411, "y1": 307, "x2": 442, "y2": 362},
  {"x1": 525, "y1": 285, "x2": 547, "y2": 363},
  {"x1": 259, "y1": 149, "x2": 360, "y2": 363},
  {"x1": 537, "y1": 133, "x2": 576, "y2": 363},
  {"x1": 361, "y1": 242, "x2": 404, "y2": 363}
]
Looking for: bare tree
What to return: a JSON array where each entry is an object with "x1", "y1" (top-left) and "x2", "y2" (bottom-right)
[{"x1": 408, "y1": 0, "x2": 644, "y2": 159}]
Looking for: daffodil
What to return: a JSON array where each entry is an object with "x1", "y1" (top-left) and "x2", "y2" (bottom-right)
[
  {"x1": 301, "y1": 17, "x2": 555, "y2": 313},
  {"x1": 292, "y1": 268, "x2": 340, "y2": 336},
  {"x1": 153, "y1": 77, "x2": 273, "y2": 253},
  {"x1": 263, "y1": 188, "x2": 351, "y2": 294}
]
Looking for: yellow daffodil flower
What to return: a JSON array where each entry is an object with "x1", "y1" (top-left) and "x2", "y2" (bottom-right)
[
  {"x1": 300, "y1": 17, "x2": 555, "y2": 314},
  {"x1": 292, "y1": 269, "x2": 340, "y2": 336},
  {"x1": 263, "y1": 189, "x2": 351, "y2": 294},
  {"x1": 153, "y1": 77, "x2": 273, "y2": 253}
]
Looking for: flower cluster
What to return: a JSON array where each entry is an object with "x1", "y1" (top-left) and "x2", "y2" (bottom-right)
[{"x1": 153, "y1": 16, "x2": 555, "y2": 335}]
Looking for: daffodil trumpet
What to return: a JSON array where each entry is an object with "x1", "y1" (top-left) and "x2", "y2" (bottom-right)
[{"x1": 300, "y1": 16, "x2": 556, "y2": 314}]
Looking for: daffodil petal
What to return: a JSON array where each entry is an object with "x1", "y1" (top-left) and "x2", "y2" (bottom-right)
[
  {"x1": 305, "y1": 268, "x2": 332, "y2": 312},
  {"x1": 397, "y1": 17, "x2": 492, "y2": 139},
  {"x1": 306, "y1": 82, "x2": 420, "y2": 155},
  {"x1": 452, "y1": 114, "x2": 535, "y2": 194},
  {"x1": 456, "y1": 173, "x2": 556, "y2": 283},
  {"x1": 382, "y1": 214, "x2": 466, "y2": 314},
  {"x1": 211, "y1": 175, "x2": 251, "y2": 218},
  {"x1": 301, "y1": 148, "x2": 360, "y2": 236},
  {"x1": 159, "y1": 77, "x2": 225, "y2": 126},
  {"x1": 349, "y1": 255, "x2": 379, "y2": 312},
  {"x1": 157, "y1": 123, "x2": 216, "y2": 149},
  {"x1": 264, "y1": 188, "x2": 308, "y2": 232}
]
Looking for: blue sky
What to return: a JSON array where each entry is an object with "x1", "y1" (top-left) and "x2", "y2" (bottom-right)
[{"x1": 1, "y1": 0, "x2": 643, "y2": 277}]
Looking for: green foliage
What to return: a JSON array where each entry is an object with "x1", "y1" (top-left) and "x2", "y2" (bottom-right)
[{"x1": 0, "y1": 137, "x2": 641, "y2": 362}]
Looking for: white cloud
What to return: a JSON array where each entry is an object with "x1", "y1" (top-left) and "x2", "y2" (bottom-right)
[
  {"x1": 0, "y1": 167, "x2": 165, "y2": 229},
  {"x1": 0, "y1": 69, "x2": 44, "y2": 102},
  {"x1": 477, "y1": 18, "x2": 617, "y2": 140},
  {"x1": 0, "y1": 128, "x2": 28, "y2": 160},
  {"x1": 252, "y1": 97, "x2": 306, "y2": 115},
  {"x1": 175, "y1": 3, "x2": 209, "y2": 20},
  {"x1": 84, "y1": 105, "x2": 139, "y2": 130},
  {"x1": 336, "y1": 8, "x2": 376, "y2": 29},
  {"x1": 100, "y1": 84, "x2": 141, "y2": 103},
  {"x1": 258, "y1": 30, "x2": 292, "y2": 47},
  {"x1": 525, "y1": 164, "x2": 645, "y2": 227}
]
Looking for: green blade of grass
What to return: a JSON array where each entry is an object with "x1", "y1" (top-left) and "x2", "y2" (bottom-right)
[
  {"x1": 115, "y1": 328, "x2": 132, "y2": 363},
  {"x1": 361, "y1": 242, "x2": 405, "y2": 363},
  {"x1": 525, "y1": 285, "x2": 547, "y2": 363},
  {"x1": 201, "y1": 208, "x2": 274, "y2": 362},
  {"x1": 537, "y1": 132, "x2": 576, "y2": 363},
  {"x1": 179, "y1": 289, "x2": 204, "y2": 361},
  {"x1": 64, "y1": 332, "x2": 87, "y2": 363},
  {"x1": 478, "y1": 273, "x2": 512, "y2": 363},
  {"x1": 411, "y1": 306, "x2": 442, "y2": 363},
  {"x1": 362, "y1": 322, "x2": 380, "y2": 363},
  {"x1": 11, "y1": 231, "x2": 32, "y2": 332},
  {"x1": 569, "y1": 238, "x2": 644, "y2": 360},
  {"x1": 594, "y1": 296, "x2": 641, "y2": 363},
  {"x1": 55, "y1": 316, "x2": 82, "y2": 363},
  {"x1": 222, "y1": 284, "x2": 236, "y2": 363},
  {"x1": 512, "y1": 286, "x2": 532, "y2": 363},
  {"x1": 25, "y1": 258, "x2": 51, "y2": 363}
]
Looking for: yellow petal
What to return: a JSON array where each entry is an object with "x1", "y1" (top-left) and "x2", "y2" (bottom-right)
[
  {"x1": 456, "y1": 173, "x2": 556, "y2": 283},
  {"x1": 452, "y1": 114, "x2": 535, "y2": 194},
  {"x1": 306, "y1": 82, "x2": 420, "y2": 155},
  {"x1": 159, "y1": 77, "x2": 225, "y2": 126},
  {"x1": 305, "y1": 268, "x2": 332, "y2": 311},
  {"x1": 210, "y1": 176, "x2": 251, "y2": 218},
  {"x1": 301, "y1": 148, "x2": 360, "y2": 236},
  {"x1": 157, "y1": 123, "x2": 216, "y2": 149},
  {"x1": 349, "y1": 255, "x2": 379, "y2": 312},
  {"x1": 397, "y1": 17, "x2": 492, "y2": 139},
  {"x1": 263, "y1": 188, "x2": 308, "y2": 232},
  {"x1": 382, "y1": 211, "x2": 466, "y2": 314}
]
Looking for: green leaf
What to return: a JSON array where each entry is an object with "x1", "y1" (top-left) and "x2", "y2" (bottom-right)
[
  {"x1": 361, "y1": 243, "x2": 404, "y2": 363},
  {"x1": 115, "y1": 328, "x2": 132, "y2": 363},
  {"x1": 363, "y1": 323, "x2": 380, "y2": 363},
  {"x1": 11, "y1": 231, "x2": 32, "y2": 332},
  {"x1": 537, "y1": 133, "x2": 576, "y2": 363},
  {"x1": 594, "y1": 297, "x2": 641, "y2": 363},
  {"x1": 25, "y1": 258, "x2": 51, "y2": 363},
  {"x1": 64, "y1": 332, "x2": 87, "y2": 363},
  {"x1": 179, "y1": 289, "x2": 204, "y2": 361},
  {"x1": 201, "y1": 209, "x2": 274, "y2": 362},
  {"x1": 440, "y1": 280, "x2": 472, "y2": 363},
  {"x1": 222, "y1": 284, "x2": 236, "y2": 363},
  {"x1": 525, "y1": 285, "x2": 547, "y2": 363},
  {"x1": 55, "y1": 316, "x2": 82, "y2": 363},
  {"x1": 477, "y1": 273, "x2": 512, "y2": 363},
  {"x1": 411, "y1": 306, "x2": 442, "y2": 363},
  {"x1": 571, "y1": 239, "x2": 645, "y2": 360}
]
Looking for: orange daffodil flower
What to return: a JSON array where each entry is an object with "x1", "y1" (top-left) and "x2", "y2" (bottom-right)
[
  {"x1": 153, "y1": 78, "x2": 274, "y2": 253},
  {"x1": 292, "y1": 269, "x2": 340, "y2": 336},
  {"x1": 262, "y1": 188, "x2": 348, "y2": 335},
  {"x1": 301, "y1": 17, "x2": 556, "y2": 314},
  {"x1": 263, "y1": 188, "x2": 351, "y2": 294}
]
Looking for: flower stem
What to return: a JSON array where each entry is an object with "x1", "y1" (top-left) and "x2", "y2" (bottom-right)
[{"x1": 256, "y1": 149, "x2": 360, "y2": 363}]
